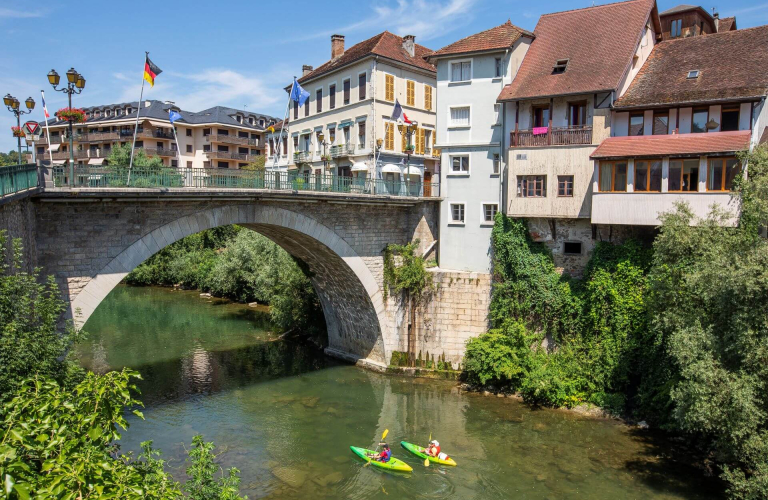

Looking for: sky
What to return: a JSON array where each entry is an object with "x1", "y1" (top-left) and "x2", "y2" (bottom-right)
[{"x1": 1, "y1": 0, "x2": 767, "y2": 152}]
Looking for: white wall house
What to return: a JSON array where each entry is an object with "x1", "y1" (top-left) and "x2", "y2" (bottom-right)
[{"x1": 429, "y1": 22, "x2": 533, "y2": 272}]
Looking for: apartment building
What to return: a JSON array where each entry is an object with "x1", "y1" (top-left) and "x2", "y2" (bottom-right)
[
  {"x1": 591, "y1": 24, "x2": 768, "y2": 227},
  {"x1": 496, "y1": 0, "x2": 661, "y2": 274},
  {"x1": 37, "y1": 100, "x2": 276, "y2": 169},
  {"x1": 429, "y1": 21, "x2": 534, "y2": 272},
  {"x1": 286, "y1": 32, "x2": 438, "y2": 195}
]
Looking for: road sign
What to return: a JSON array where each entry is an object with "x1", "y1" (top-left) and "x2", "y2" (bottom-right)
[{"x1": 23, "y1": 121, "x2": 40, "y2": 135}]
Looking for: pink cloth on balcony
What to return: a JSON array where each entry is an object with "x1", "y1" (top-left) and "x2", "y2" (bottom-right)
[{"x1": 532, "y1": 126, "x2": 548, "y2": 136}]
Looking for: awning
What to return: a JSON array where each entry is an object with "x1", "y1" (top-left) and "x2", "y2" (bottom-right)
[
  {"x1": 351, "y1": 162, "x2": 368, "y2": 172},
  {"x1": 88, "y1": 158, "x2": 105, "y2": 165},
  {"x1": 287, "y1": 165, "x2": 299, "y2": 170},
  {"x1": 338, "y1": 120, "x2": 353, "y2": 128},
  {"x1": 48, "y1": 144, "x2": 61, "y2": 152},
  {"x1": 405, "y1": 165, "x2": 422, "y2": 175},
  {"x1": 51, "y1": 160, "x2": 66, "y2": 165},
  {"x1": 381, "y1": 164, "x2": 401, "y2": 173},
  {"x1": 590, "y1": 131, "x2": 751, "y2": 159}
]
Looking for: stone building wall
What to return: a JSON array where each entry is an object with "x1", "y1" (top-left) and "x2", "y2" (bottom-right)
[{"x1": 0, "y1": 197, "x2": 37, "y2": 272}]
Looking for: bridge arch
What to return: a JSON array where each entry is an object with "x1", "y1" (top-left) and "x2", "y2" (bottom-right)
[{"x1": 71, "y1": 205, "x2": 390, "y2": 367}]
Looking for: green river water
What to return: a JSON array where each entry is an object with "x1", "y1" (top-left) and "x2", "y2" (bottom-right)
[{"x1": 78, "y1": 285, "x2": 724, "y2": 499}]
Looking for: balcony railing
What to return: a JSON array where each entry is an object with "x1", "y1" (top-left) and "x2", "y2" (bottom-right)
[
  {"x1": 205, "y1": 134, "x2": 260, "y2": 146},
  {"x1": 204, "y1": 150, "x2": 252, "y2": 161},
  {"x1": 330, "y1": 144, "x2": 355, "y2": 158},
  {"x1": 81, "y1": 131, "x2": 120, "y2": 142},
  {"x1": 51, "y1": 166, "x2": 440, "y2": 198},
  {"x1": 511, "y1": 125, "x2": 593, "y2": 147},
  {"x1": 293, "y1": 151, "x2": 312, "y2": 163},
  {"x1": 51, "y1": 150, "x2": 89, "y2": 160},
  {"x1": 0, "y1": 164, "x2": 38, "y2": 197},
  {"x1": 144, "y1": 147, "x2": 178, "y2": 157}
]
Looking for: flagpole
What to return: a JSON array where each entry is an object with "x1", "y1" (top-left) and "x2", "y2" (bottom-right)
[
  {"x1": 40, "y1": 90, "x2": 54, "y2": 171},
  {"x1": 272, "y1": 78, "x2": 294, "y2": 171},
  {"x1": 169, "y1": 110, "x2": 181, "y2": 165},
  {"x1": 128, "y1": 51, "x2": 148, "y2": 185}
]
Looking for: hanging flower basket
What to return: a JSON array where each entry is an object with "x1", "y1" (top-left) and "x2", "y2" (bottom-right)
[
  {"x1": 404, "y1": 145, "x2": 415, "y2": 153},
  {"x1": 56, "y1": 107, "x2": 87, "y2": 123},
  {"x1": 321, "y1": 154, "x2": 331, "y2": 162},
  {"x1": 11, "y1": 126, "x2": 25, "y2": 138}
]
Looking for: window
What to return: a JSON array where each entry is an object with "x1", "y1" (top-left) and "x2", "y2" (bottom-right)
[
  {"x1": 518, "y1": 176, "x2": 546, "y2": 197},
  {"x1": 653, "y1": 111, "x2": 669, "y2": 135},
  {"x1": 203, "y1": 161, "x2": 211, "y2": 168},
  {"x1": 552, "y1": 59, "x2": 569, "y2": 74},
  {"x1": 384, "y1": 123, "x2": 394, "y2": 151},
  {"x1": 494, "y1": 57, "x2": 502, "y2": 78},
  {"x1": 115, "y1": 109, "x2": 121, "y2": 116},
  {"x1": 629, "y1": 113, "x2": 644, "y2": 136},
  {"x1": 493, "y1": 154, "x2": 500, "y2": 174},
  {"x1": 424, "y1": 85, "x2": 432, "y2": 111},
  {"x1": 186, "y1": 128, "x2": 192, "y2": 137},
  {"x1": 563, "y1": 242, "x2": 582, "y2": 255},
  {"x1": 450, "y1": 61, "x2": 471, "y2": 82},
  {"x1": 634, "y1": 159, "x2": 662, "y2": 192},
  {"x1": 186, "y1": 161, "x2": 192, "y2": 168},
  {"x1": 171, "y1": 159, "x2": 178, "y2": 168},
  {"x1": 532, "y1": 105, "x2": 549, "y2": 128},
  {"x1": 483, "y1": 204, "x2": 498, "y2": 222},
  {"x1": 406, "y1": 80, "x2": 415, "y2": 106},
  {"x1": 450, "y1": 155, "x2": 469, "y2": 173},
  {"x1": 218, "y1": 161, "x2": 228, "y2": 168},
  {"x1": 568, "y1": 102, "x2": 586, "y2": 127},
  {"x1": 671, "y1": 19, "x2": 682, "y2": 38},
  {"x1": 249, "y1": 118, "x2": 254, "y2": 125},
  {"x1": 329, "y1": 84, "x2": 336, "y2": 109},
  {"x1": 687, "y1": 70, "x2": 699, "y2": 79},
  {"x1": 359, "y1": 73, "x2": 366, "y2": 100},
  {"x1": 450, "y1": 107, "x2": 470, "y2": 127},
  {"x1": 707, "y1": 157, "x2": 741, "y2": 191},
  {"x1": 358, "y1": 121, "x2": 365, "y2": 147},
  {"x1": 558, "y1": 175, "x2": 574, "y2": 196},
  {"x1": 669, "y1": 159, "x2": 699, "y2": 191},
  {"x1": 316, "y1": 89, "x2": 322, "y2": 113},
  {"x1": 343, "y1": 79, "x2": 350, "y2": 104},
  {"x1": 186, "y1": 144, "x2": 193, "y2": 153},
  {"x1": 599, "y1": 161, "x2": 628, "y2": 192},
  {"x1": 304, "y1": 99, "x2": 309, "y2": 117},
  {"x1": 721, "y1": 106, "x2": 740, "y2": 132},
  {"x1": 203, "y1": 145, "x2": 211, "y2": 152},
  {"x1": 385, "y1": 74, "x2": 394, "y2": 101},
  {"x1": 692, "y1": 108, "x2": 708, "y2": 133},
  {"x1": 494, "y1": 104, "x2": 501, "y2": 125},
  {"x1": 450, "y1": 204, "x2": 465, "y2": 223},
  {"x1": 294, "y1": 101, "x2": 298, "y2": 119},
  {"x1": 329, "y1": 128, "x2": 335, "y2": 143}
]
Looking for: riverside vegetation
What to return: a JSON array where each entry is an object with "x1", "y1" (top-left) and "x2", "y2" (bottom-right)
[{"x1": 463, "y1": 145, "x2": 768, "y2": 499}]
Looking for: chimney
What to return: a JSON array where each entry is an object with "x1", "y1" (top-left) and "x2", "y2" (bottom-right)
[
  {"x1": 302, "y1": 64, "x2": 313, "y2": 76},
  {"x1": 402, "y1": 35, "x2": 416, "y2": 58},
  {"x1": 331, "y1": 35, "x2": 345, "y2": 59},
  {"x1": 713, "y1": 12, "x2": 720, "y2": 32}
]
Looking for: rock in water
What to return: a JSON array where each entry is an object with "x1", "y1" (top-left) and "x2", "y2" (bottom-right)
[{"x1": 272, "y1": 466, "x2": 308, "y2": 489}]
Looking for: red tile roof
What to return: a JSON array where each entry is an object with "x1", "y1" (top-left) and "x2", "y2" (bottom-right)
[
  {"x1": 615, "y1": 25, "x2": 768, "y2": 109},
  {"x1": 498, "y1": 0, "x2": 656, "y2": 102},
  {"x1": 427, "y1": 21, "x2": 534, "y2": 60},
  {"x1": 590, "y1": 130, "x2": 751, "y2": 158},
  {"x1": 298, "y1": 32, "x2": 435, "y2": 85},
  {"x1": 718, "y1": 16, "x2": 737, "y2": 32}
]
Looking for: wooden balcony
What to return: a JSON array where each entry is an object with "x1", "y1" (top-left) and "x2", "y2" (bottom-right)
[
  {"x1": 205, "y1": 134, "x2": 260, "y2": 146},
  {"x1": 144, "y1": 147, "x2": 177, "y2": 157},
  {"x1": 51, "y1": 150, "x2": 89, "y2": 160},
  {"x1": 511, "y1": 126, "x2": 593, "y2": 147},
  {"x1": 205, "y1": 150, "x2": 251, "y2": 161}
]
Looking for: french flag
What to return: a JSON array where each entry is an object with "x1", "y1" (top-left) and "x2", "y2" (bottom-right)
[
  {"x1": 390, "y1": 99, "x2": 412, "y2": 125},
  {"x1": 41, "y1": 91, "x2": 50, "y2": 119}
]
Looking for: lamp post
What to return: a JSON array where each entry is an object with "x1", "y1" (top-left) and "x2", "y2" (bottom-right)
[
  {"x1": 400, "y1": 122, "x2": 418, "y2": 196},
  {"x1": 3, "y1": 94, "x2": 35, "y2": 165},
  {"x1": 48, "y1": 68, "x2": 86, "y2": 187}
]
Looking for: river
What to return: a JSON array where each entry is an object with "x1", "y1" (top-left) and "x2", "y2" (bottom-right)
[{"x1": 78, "y1": 285, "x2": 723, "y2": 499}]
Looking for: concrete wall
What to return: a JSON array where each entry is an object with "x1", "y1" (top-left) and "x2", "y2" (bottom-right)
[{"x1": 0, "y1": 197, "x2": 37, "y2": 272}]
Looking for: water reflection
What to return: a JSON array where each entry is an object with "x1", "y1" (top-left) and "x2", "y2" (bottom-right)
[{"x1": 80, "y1": 285, "x2": 724, "y2": 499}]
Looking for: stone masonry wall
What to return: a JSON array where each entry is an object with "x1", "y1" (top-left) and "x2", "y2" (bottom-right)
[{"x1": 0, "y1": 197, "x2": 37, "y2": 272}]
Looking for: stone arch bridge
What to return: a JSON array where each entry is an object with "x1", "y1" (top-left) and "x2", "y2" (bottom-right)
[{"x1": 28, "y1": 187, "x2": 438, "y2": 369}]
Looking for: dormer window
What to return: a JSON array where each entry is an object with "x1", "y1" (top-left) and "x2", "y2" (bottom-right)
[
  {"x1": 552, "y1": 59, "x2": 569, "y2": 75},
  {"x1": 236, "y1": 116, "x2": 242, "y2": 123},
  {"x1": 115, "y1": 109, "x2": 121, "y2": 116},
  {"x1": 249, "y1": 117, "x2": 254, "y2": 125},
  {"x1": 687, "y1": 70, "x2": 700, "y2": 79},
  {"x1": 127, "y1": 107, "x2": 133, "y2": 114}
]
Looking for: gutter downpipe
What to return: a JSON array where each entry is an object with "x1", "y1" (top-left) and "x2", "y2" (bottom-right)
[
  {"x1": 372, "y1": 57, "x2": 378, "y2": 191},
  {"x1": 501, "y1": 48, "x2": 510, "y2": 215}
]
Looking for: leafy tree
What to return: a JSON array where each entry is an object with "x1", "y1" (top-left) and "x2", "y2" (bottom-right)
[
  {"x1": 183, "y1": 436, "x2": 245, "y2": 500},
  {"x1": 106, "y1": 143, "x2": 164, "y2": 170},
  {"x1": 241, "y1": 156, "x2": 266, "y2": 172},
  {"x1": 0, "y1": 151, "x2": 24, "y2": 167}
]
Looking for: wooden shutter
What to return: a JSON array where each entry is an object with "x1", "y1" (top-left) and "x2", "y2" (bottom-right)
[
  {"x1": 420, "y1": 129, "x2": 426, "y2": 154},
  {"x1": 385, "y1": 75, "x2": 394, "y2": 101},
  {"x1": 344, "y1": 80, "x2": 350, "y2": 103},
  {"x1": 359, "y1": 73, "x2": 366, "y2": 99},
  {"x1": 424, "y1": 85, "x2": 432, "y2": 111},
  {"x1": 386, "y1": 123, "x2": 395, "y2": 150},
  {"x1": 406, "y1": 81, "x2": 414, "y2": 106}
]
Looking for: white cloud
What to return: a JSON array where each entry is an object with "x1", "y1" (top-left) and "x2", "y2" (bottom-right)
[
  {"x1": 0, "y1": 8, "x2": 43, "y2": 18},
  {"x1": 283, "y1": 0, "x2": 478, "y2": 43}
]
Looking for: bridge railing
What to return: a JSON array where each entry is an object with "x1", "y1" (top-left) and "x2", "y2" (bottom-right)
[
  {"x1": 0, "y1": 164, "x2": 39, "y2": 198},
  {"x1": 53, "y1": 166, "x2": 440, "y2": 198}
]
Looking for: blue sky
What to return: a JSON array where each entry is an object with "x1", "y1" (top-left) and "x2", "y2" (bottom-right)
[{"x1": 2, "y1": 0, "x2": 767, "y2": 152}]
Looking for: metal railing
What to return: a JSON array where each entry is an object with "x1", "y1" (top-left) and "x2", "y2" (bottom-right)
[
  {"x1": 205, "y1": 134, "x2": 259, "y2": 146},
  {"x1": 511, "y1": 125, "x2": 593, "y2": 147},
  {"x1": 52, "y1": 166, "x2": 440, "y2": 197},
  {"x1": 293, "y1": 151, "x2": 312, "y2": 163},
  {"x1": 0, "y1": 164, "x2": 38, "y2": 197},
  {"x1": 330, "y1": 144, "x2": 355, "y2": 158}
]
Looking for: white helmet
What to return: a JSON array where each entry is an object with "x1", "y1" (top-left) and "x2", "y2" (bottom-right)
[{"x1": 430, "y1": 440, "x2": 439, "y2": 446}]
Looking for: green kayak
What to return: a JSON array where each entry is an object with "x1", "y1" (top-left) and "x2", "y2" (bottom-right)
[
  {"x1": 400, "y1": 441, "x2": 458, "y2": 466},
  {"x1": 350, "y1": 446, "x2": 413, "y2": 472}
]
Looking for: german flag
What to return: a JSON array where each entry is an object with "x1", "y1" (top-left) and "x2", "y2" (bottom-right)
[{"x1": 143, "y1": 55, "x2": 162, "y2": 87}]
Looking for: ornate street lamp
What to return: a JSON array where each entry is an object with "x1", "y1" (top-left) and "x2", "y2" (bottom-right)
[
  {"x1": 318, "y1": 132, "x2": 329, "y2": 174},
  {"x1": 48, "y1": 68, "x2": 85, "y2": 187},
  {"x1": 3, "y1": 93, "x2": 35, "y2": 165}
]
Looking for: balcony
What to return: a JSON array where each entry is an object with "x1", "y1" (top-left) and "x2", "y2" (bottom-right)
[
  {"x1": 205, "y1": 134, "x2": 259, "y2": 146},
  {"x1": 293, "y1": 151, "x2": 312, "y2": 163},
  {"x1": 51, "y1": 150, "x2": 89, "y2": 160},
  {"x1": 330, "y1": 144, "x2": 355, "y2": 158},
  {"x1": 511, "y1": 126, "x2": 593, "y2": 147},
  {"x1": 145, "y1": 147, "x2": 178, "y2": 157},
  {"x1": 82, "y1": 130, "x2": 120, "y2": 142}
]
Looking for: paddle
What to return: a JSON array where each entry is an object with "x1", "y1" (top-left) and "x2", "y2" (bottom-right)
[
  {"x1": 364, "y1": 428, "x2": 389, "y2": 467},
  {"x1": 424, "y1": 432, "x2": 431, "y2": 467}
]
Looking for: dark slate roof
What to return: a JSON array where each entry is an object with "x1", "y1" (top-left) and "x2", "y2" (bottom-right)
[
  {"x1": 615, "y1": 25, "x2": 768, "y2": 109},
  {"x1": 498, "y1": 0, "x2": 657, "y2": 101},
  {"x1": 297, "y1": 31, "x2": 435, "y2": 85},
  {"x1": 427, "y1": 21, "x2": 534, "y2": 60}
]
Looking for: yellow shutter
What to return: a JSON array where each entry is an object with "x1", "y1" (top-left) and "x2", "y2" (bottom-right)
[
  {"x1": 407, "y1": 81, "x2": 415, "y2": 106},
  {"x1": 424, "y1": 85, "x2": 432, "y2": 111},
  {"x1": 385, "y1": 75, "x2": 394, "y2": 102},
  {"x1": 420, "y1": 129, "x2": 426, "y2": 154},
  {"x1": 385, "y1": 123, "x2": 394, "y2": 150}
]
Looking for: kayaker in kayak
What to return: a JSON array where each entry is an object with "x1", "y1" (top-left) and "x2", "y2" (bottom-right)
[
  {"x1": 425, "y1": 440, "x2": 440, "y2": 457},
  {"x1": 371, "y1": 443, "x2": 391, "y2": 463}
]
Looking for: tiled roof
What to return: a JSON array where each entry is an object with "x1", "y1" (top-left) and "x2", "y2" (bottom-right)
[
  {"x1": 718, "y1": 16, "x2": 737, "y2": 32},
  {"x1": 590, "y1": 130, "x2": 751, "y2": 158},
  {"x1": 427, "y1": 21, "x2": 534, "y2": 60},
  {"x1": 298, "y1": 31, "x2": 435, "y2": 85},
  {"x1": 498, "y1": 0, "x2": 656, "y2": 101},
  {"x1": 659, "y1": 4, "x2": 698, "y2": 15},
  {"x1": 615, "y1": 25, "x2": 768, "y2": 109}
]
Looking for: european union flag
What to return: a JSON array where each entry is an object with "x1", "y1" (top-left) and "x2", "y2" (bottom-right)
[
  {"x1": 290, "y1": 78, "x2": 310, "y2": 106},
  {"x1": 169, "y1": 110, "x2": 182, "y2": 123}
]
